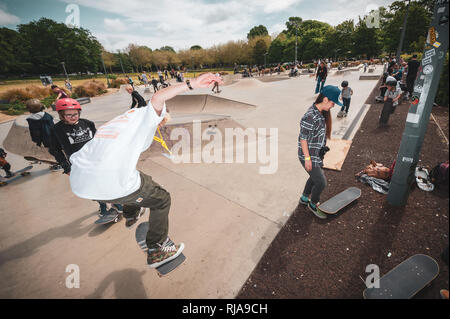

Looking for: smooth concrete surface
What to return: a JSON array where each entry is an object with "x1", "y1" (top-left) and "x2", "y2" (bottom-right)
[{"x1": 0, "y1": 66, "x2": 381, "y2": 298}]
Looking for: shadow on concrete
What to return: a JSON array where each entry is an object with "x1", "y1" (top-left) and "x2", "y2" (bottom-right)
[
  {"x1": 86, "y1": 268, "x2": 148, "y2": 298},
  {"x1": 88, "y1": 219, "x2": 123, "y2": 237},
  {"x1": 340, "y1": 203, "x2": 406, "y2": 298},
  {"x1": 0, "y1": 211, "x2": 98, "y2": 267}
]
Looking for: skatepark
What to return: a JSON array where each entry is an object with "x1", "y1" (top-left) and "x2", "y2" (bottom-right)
[{"x1": 0, "y1": 65, "x2": 399, "y2": 298}]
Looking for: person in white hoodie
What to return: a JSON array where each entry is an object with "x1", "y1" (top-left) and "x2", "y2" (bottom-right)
[{"x1": 69, "y1": 72, "x2": 223, "y2": 268}]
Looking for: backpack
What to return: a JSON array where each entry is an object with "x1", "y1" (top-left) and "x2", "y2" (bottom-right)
[{"x1": 429, "y1": 161, "x2": 449, "y2": 186}]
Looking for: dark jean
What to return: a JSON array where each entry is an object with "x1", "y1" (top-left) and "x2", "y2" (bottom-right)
[
  {"x1": 341, "y1": 98, "x2": 351, "y2": 113},
  {"x1": 98, "y1": 202, "x2": 123, "y2": 213},
  {"x1": 98, "y1": 171, "x2": 171, "y2": 249},
  {"x1": 315, "y1": 76, "x2": 326, "y2": 94},
  {"x1": 302, "y1": 166, "x2": 327, "y2": 204}
]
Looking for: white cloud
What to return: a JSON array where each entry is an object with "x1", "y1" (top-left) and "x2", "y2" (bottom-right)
[
  {"x1": 103, "y1": 18, "x2": 127, "y2": 32},
  {"x1": 263, "y1": 0, "x2": 302, "y2": 13},
  {"x1": 0, "y1": 8, "x2": 20, "y2": 25},
  {"x1": 57, "y1": 0, "x2": 396, "y2": 51}
]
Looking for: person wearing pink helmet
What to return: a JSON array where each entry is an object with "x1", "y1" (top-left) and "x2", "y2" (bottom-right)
[{"x1": 53, "y1": 98, "x2": 123, "y2": 217}]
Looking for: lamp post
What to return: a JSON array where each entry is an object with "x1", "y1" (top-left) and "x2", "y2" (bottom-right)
[
  {"x1": 101, "y1": 56, "x2": 110, "y2": 87},
  {"x1": 117, "y1": 50, "x2": 125, "y2": 74},
  {"x1": 396, "y1": 0, "x2": 411, "y2": 63},
  {"x1": 288, "y1": 21, "x2": 300, "y2": 64},
  {"x1": 61, "y1": 61, "x2": 69, "y2": 81}
]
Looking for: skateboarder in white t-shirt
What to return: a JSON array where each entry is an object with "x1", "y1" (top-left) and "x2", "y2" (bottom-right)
[{"x1": 69, "y1": 73, "x2": 223, "y2": 268}]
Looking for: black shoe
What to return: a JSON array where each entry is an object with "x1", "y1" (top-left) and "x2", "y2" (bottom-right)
[{"x1": 125, "y1": 207, "x2": 146, "y2": 229}]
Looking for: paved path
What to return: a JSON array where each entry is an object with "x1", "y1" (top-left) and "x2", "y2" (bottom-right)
[{"x1": 0, "y1": 66, "x2": 381, "y2": 298}]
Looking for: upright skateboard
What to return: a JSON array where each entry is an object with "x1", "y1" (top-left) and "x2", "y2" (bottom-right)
[
  {"x1": 363, "y1": 254, "x2": 439, "y2": 299},
  {"x1": 319, "y1": 187, "x2": 361, "y2": 214},
  {"x1": 135, "y1": 221, "x2": 186, "y2": 276},
  {"x1": 379, "y1": 98, "x2": 393, "y2": 126},
  {"x1": 0, "y1": 165, "x2": 33, "y2": 187}
]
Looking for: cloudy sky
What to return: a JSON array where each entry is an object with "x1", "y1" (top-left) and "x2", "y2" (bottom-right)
[{"x1": 0, "y1": 0, "x2": 396, "y2": 52}]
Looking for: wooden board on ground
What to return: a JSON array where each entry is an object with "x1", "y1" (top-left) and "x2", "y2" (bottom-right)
[{"x1": 323, "y1": 139, "x2": 352, "y2": 171}]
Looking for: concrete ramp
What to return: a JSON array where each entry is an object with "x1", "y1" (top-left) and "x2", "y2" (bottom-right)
[
  {"x1": 227, "y1": 78, "x2": 269, "y2": 89},
  {"x1": 166, "y1": 94, "x2": 256, "y2": 115},
  {"x1": 145, "y1": 113, "x2": 262, "y2": 159}
]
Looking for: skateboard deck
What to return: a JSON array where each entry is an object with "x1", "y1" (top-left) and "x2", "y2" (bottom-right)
[
  {"x1": 24, "y1": 156, "x2": 59, "y2": 166},
  {"x1": 94, "y1": 208, "x2": 122, "y2": 225},
  {"x1": 379, "y1": 99, "x2": 393, "y2": 126},
  {"x1": 319, "y1": 187, "x2": 361, "y2": 214},
  {"x1": 0, "y1": 165, "x2": 32, "y2": 186},
  {"x1": 363, "y1": 254, "x2": 439, "y2": 299},
  {"x1": 135, "y1": 221, "x2": 186, "y2": 276}
]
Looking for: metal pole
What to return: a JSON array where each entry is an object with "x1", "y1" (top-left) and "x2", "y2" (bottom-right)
[
  {"x1": 101, "y1": 56, "x2": 110, "y2": 87},
  {"x1": 387, "y1": 0, "x2": 449, "y2": 206},
  {"x1": 396, "y1": 0, "x2": 410, "y2": 63},
  {"x1": 118, "y1": 51, "x2": 125, "y2": 74},
  {"x1": 61, "y1": 62, "x2": 69, "y2": 81},
  {"x1": 295, "y1": 28, "x2": 298, "y2": 64}
]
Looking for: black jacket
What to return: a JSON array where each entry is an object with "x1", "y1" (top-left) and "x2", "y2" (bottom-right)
[
  {"x1": 26, "y1": 112, "x2": 56, "y2": 148},
  {"x1": 131, "y1": 90, "x2": 147, "y2": 109}
]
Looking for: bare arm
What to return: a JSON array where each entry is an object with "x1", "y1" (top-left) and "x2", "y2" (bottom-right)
[
  {"x1": 150, "y1": 73, "x2": 223, "y2": 116},
  {"x1": 300, "y1": 139, "x2": 312, "y2": 172}
]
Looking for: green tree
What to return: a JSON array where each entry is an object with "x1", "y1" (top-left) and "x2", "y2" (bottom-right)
[
  {"x1": 17, "y1": 18, "x2": 102, "y2": 75},
  {"x1": 352, "y1": 17, "x2": 382, "y2": 58},
  {"x1": 190, "y1": 45, "x2": 202, "y2": 50},
  {"x1": 0, "y1": 28, "x2": 31, "y2": 75},
  {"x1": 160, "y1": 46, "x2": 175, "y2": 53},
  {"x1": 247, "y1": 25, "x2": 268, "y2": 39},
  {"x1": 252, "y1": 39, "x2": 268, "y2": 65}
]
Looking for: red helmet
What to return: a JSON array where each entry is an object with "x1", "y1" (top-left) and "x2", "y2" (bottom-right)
[{"x1": 55, "y1": 98, "x2": 81, "y2": 111}]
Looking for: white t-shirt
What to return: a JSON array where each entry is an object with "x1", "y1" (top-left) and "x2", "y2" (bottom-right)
[{"x1": 69, "y1": 103, "x2": 166, "y2": 200}]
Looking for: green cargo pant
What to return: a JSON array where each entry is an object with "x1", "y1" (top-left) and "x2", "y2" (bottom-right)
[{"x1": 101, "y1": 171, "x2": 171, "y2": 249}]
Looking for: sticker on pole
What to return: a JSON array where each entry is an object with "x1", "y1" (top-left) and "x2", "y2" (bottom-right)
[
  {"x1": 425, "y1": 49, "x2": 436, "y2": 58},
  {"x1": 423, "y1": 65, "x2": 434, "y2": 75},
  {"x1": 433, "y1": 41, "x2": 441, "y2": 48},
  {"x1": 411, "y1": 96, "x2": 420, "y2": 105},
  {"x1": 413, "y1": 85, "x2": 423, "y2": 93},
  {"x1": 422, "y1": 57, "x2": 432, "y2": 66}
]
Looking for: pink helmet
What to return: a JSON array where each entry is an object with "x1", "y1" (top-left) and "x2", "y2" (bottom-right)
[{"x1": 55, "y1": 98, "x2": 81, "y2": 111}]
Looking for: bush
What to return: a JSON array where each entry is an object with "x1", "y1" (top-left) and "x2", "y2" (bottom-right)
[
  {"x1": 0, "y1": 85, "x2": 53, "y2": 103},
  {"x1": 73, "y1": 80, "x2": 107, "y2": 97},
  {"x1": 0, "y1": 101, "x2": 27, "y2": 115},
  {"x1": 40, "y1": 94, "x2": 57, "y2": 109},
  {"x1": 109, "y1": 78, "x2": 128, "y2": 88}
]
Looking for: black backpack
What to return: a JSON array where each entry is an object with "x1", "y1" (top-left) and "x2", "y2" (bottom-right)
[{"x1": 429, "y1": 160, "x2": 449, "y2": 186}]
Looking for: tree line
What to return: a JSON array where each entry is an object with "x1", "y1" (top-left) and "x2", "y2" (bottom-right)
[{"x1": 0, "y1": 0, "x2": 436, "y2": 77}]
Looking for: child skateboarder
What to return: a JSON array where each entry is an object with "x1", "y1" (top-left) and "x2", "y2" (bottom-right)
[
  {"x1": 337, "y1": 81, "x2": 353, "y2": 117},
  {"x1": 68, "y1": 73, "x2": 223, "y2": 268},
  {"x1": 52, "y1": 98, "x2": 122, "y2": 217},
  {"x1": 0, "y1": 148, "x2": 13, "y2": 178}
]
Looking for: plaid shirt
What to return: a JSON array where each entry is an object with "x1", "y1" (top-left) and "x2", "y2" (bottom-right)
[{"x1": 298, "y1": 104, "x2": 326, "y2": 168}]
